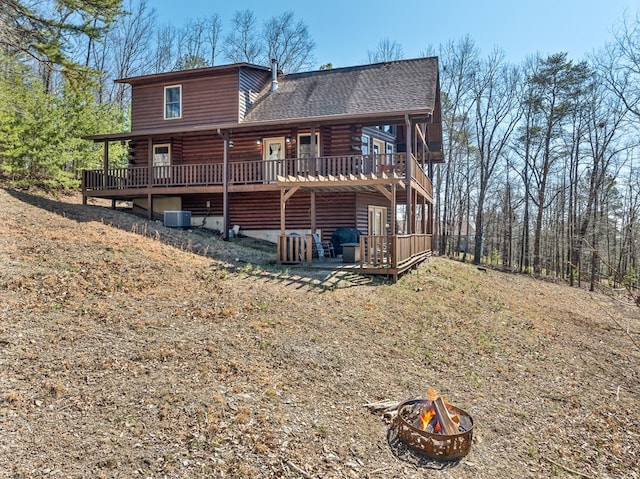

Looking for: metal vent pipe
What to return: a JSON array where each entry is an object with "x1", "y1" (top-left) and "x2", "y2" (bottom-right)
[{"x1": 271, "y1": 58, "x2": 278, "y2": 92}]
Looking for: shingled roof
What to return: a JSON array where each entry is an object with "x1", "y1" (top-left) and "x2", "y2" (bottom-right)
[{"x1": 243, "y1": 57, "x2": 439, "y2": 124}]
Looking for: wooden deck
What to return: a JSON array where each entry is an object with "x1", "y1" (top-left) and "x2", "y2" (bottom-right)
[
  {"x1": 277, "y1": 233, "x2": 432, "y2": 282},
  {"x1": 81, "y1": 153, "x2": 432, "y2": 200}
]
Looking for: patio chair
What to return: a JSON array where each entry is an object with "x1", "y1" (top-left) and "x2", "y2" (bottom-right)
[{"x1": 312, "y1": 233, "x2": 335, "y2": 258}]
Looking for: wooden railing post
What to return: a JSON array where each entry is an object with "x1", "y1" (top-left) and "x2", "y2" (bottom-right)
[{"x1": 81, "y1": 170, "x2": 87, "y2": 205}]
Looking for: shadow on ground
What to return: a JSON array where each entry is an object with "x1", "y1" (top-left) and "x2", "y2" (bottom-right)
[{"x1": 5, "y1": 188, "x2": 380, "y2": 291}]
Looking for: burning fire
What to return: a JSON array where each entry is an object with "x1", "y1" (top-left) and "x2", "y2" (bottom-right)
[
  {"x1": 420, "y1": 406, "x2": 439, "y2": 432},
  {"x1": 418, "y1": 387, "x2": 460, "y2": 434}
]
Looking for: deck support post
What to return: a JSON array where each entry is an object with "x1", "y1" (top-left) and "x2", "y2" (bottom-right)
[
  {"x1": 222, "y1": 133, "x2": 229, "y2": 240},
  {"x1": 310, "y1": 190, "x2": 316, "y2": 234},
  {"x1": 310, "y1": 126, "x2": 317, "y2": 174},
  {"x1": 81, "y1": 169, "x2": 87, "y2": 205},
  {"x1": 102, "y1": 141, "x2": 108, "y2": 190},
  {"x1": 421, "y1": 194, "x2": 426, "y2": 234},
  {"x1": 280, "y1": 188, "x2": 286, "y2": 236},
  {"x1": 391, "y1": 182, "x2": 397, "y2": 268},
  {"x1": 411, "y1": 190, "x2": 418, "y2": 234},
  {"x1": 147, "y1": 193, "x2": 153, "y2": 220},
  {"x1": 147, "y1": 137, "x2": 153, "y2": 220},
  {"x1": 405, "y1": 115, "x2": 412, "y2": 235}
]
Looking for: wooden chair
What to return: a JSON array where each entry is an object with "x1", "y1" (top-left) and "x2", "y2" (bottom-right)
[{"x1": 312, "y1": 233, "x2": 335, "y2": 258}]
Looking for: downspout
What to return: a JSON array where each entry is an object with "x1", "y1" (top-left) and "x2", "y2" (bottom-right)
[{"x1": 218, "y1": 129, "x2": 229, "y2": 240}]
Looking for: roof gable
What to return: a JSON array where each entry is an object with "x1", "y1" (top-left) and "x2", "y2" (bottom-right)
[
  {"x1": 116, "y1": 62, "x2": 270, "y2": 86},
  {"x1": 243, "y1": 57, "x2": 439, "y2": 123}
]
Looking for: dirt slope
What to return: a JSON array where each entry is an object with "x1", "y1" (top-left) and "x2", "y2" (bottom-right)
[{"x1": 0, "y1": 188, "x2": 639, "y2": 478}]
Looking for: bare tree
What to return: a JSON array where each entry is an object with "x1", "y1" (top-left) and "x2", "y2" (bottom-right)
[
  {"x1": 606, "y1": 11, "x2": 640, "y2": 119},
  {"x1": 107, "y1": 0, "x2": 155, "y2": 107},
  {"x1": 174, "y1": 18, "x2": 209, "y2": 70},
  {"x1": 152, "y1": 23, "x2": 177, "y2": 73},
  {"x1": 367, "y1": 37, "x2": 404, "y2": 63},
  {"x1": 434, "y1": 36, "x2": 479, "y2": 255},
  {"x1": 263, "y1": 10, "x2": 315, "y2": 73},
  {"x1": 205, "y1": 14, "x2": 222, "y2": 66},
  {"x1": 580, "y1": 78, "x2": 629, "y2": 290},
  {"x1": 222, "y1": 9, "x2": 262, "y2": 64},
  {"x1": 471, "y1": 49, "x2": 522, "y2": 264}
]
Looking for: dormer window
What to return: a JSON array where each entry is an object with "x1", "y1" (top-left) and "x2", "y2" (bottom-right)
[{"x1": 164, "y1": 85, "x2": 182, "y2": 119}]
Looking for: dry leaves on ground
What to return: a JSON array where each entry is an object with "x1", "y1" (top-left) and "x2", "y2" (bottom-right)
[{"x1": 0, "y1": 188, "x2": 639, "y2": 478}]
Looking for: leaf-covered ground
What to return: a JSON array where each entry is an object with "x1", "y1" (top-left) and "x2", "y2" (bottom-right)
[{"x1": 1, "y1": 188, "x2": 638, "y2": 478}]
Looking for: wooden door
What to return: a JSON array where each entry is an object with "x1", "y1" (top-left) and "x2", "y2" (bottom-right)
[
  {"x1": 368, "y1": 205, "x2": 387, "y2": 235},
  {"x1": 263, "y1": 137, "x2": 285, "y2": 183},
  {"x1": 153, "y1": 144, "x2": 170, "y2": 180}
]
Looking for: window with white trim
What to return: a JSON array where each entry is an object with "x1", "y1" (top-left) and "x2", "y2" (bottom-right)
[
  {"x1": 153, "y1": 144, "x2": 171, "y2": 179},
  {"x1": 164, "y1": 85, "x2": 182, "y2": 119},
  {"x1": 361, "y1": 135, "x2": 370, "y2": 155},
  {"x1": 297, "y1": 133, "x2": 320, "y2": 158}
]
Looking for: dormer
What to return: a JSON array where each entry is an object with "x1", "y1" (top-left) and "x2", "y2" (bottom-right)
[{"x1": 116, "y1": 63, "x2": 272, "y2": 131}]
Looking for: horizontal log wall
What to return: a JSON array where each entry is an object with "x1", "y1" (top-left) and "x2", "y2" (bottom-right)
[
  {"x1": 356, "y1": 192, "x2": 392, "y2": 234},
  {"x1": 181, "y1": 191, "x2": 357, "y2": 242},
  {"x1": 127, "y1": 123, "x2": 361, "y2": 169},
  {"x1": 131, "y1": 71, "x2": 239, "y2": 130}
]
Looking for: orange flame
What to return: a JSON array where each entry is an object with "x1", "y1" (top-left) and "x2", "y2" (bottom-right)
[
  {"x1": 419, "y1": 388, "x2": 460, "y2": 434},
  {"x1": 419, "y1": 406, "x2": 435, "y2": 430}
]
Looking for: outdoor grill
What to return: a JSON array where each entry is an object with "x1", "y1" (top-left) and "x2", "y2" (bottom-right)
[{"x1": 392, "y1": 398, "x2": 474, "y2": 461}]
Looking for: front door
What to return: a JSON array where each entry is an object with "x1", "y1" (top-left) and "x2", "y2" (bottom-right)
[{"x1": 263, "y1": 137, "x2": 285, "y2": 183}]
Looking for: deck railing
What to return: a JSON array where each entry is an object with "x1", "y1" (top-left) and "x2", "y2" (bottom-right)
[
  {"x1": 410, "y1": 155, "x2": 433, "y2": 198},
  {"x1": 276, "y1": 233, "x2": 432, "y2": 270},
  {"x1": 81, "y1": 153, "x2": 429, "y2": 191},
  {"x1": 360, "y1": 234, "x2": 432, "y2": 267},
  {"x1": 277, "y1": 234, "x2": 313, "y2": 265}
]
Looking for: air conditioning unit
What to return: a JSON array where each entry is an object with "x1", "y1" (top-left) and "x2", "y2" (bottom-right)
[{"x1": 164, "y1": 210, "x2": 191, "y2": 228}]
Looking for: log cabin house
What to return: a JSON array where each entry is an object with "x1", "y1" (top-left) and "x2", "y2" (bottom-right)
[{"x1": 82, "y1": 57, "x2": 444, "y2": 280}]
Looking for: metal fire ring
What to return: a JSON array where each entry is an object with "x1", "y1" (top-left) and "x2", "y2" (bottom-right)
[{"x1": 394, "y1": 399, "x2": 474, "y2": 461}]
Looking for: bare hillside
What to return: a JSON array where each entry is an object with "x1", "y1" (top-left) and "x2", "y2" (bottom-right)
[{"x1": 1, "y1": 188, "x2": 638, "y2": 478}]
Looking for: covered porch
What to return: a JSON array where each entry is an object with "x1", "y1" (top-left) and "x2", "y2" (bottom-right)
[
  {"x1": 81, "y1": 152, "x2": 413, "y2": 196},
  {"x1": 275, "y1": 149, "x2": 434, "y2": 282}
]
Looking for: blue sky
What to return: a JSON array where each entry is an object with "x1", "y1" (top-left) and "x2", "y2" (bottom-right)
[{"x1": 151, "y1": 0, "x2": 637, "y2": 68}]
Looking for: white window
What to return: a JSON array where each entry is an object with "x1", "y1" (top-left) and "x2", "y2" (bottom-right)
[
  {"x1": 361, "y1": 135, "x2": 370, "y2": 155},
  {"x1": 297, "y1": 133, "x2": 320, "y2": 158},
  {"x1": 164, "y1": 85, "x2": 182, "y2": 119},
  {"x1": 153, "y1": 144, "x2": 171, "y2": 179}
]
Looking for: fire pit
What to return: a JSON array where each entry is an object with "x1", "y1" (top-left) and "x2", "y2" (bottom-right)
[{"x1": 393, "y1": 398, "x2": 474, "y2": 461}]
